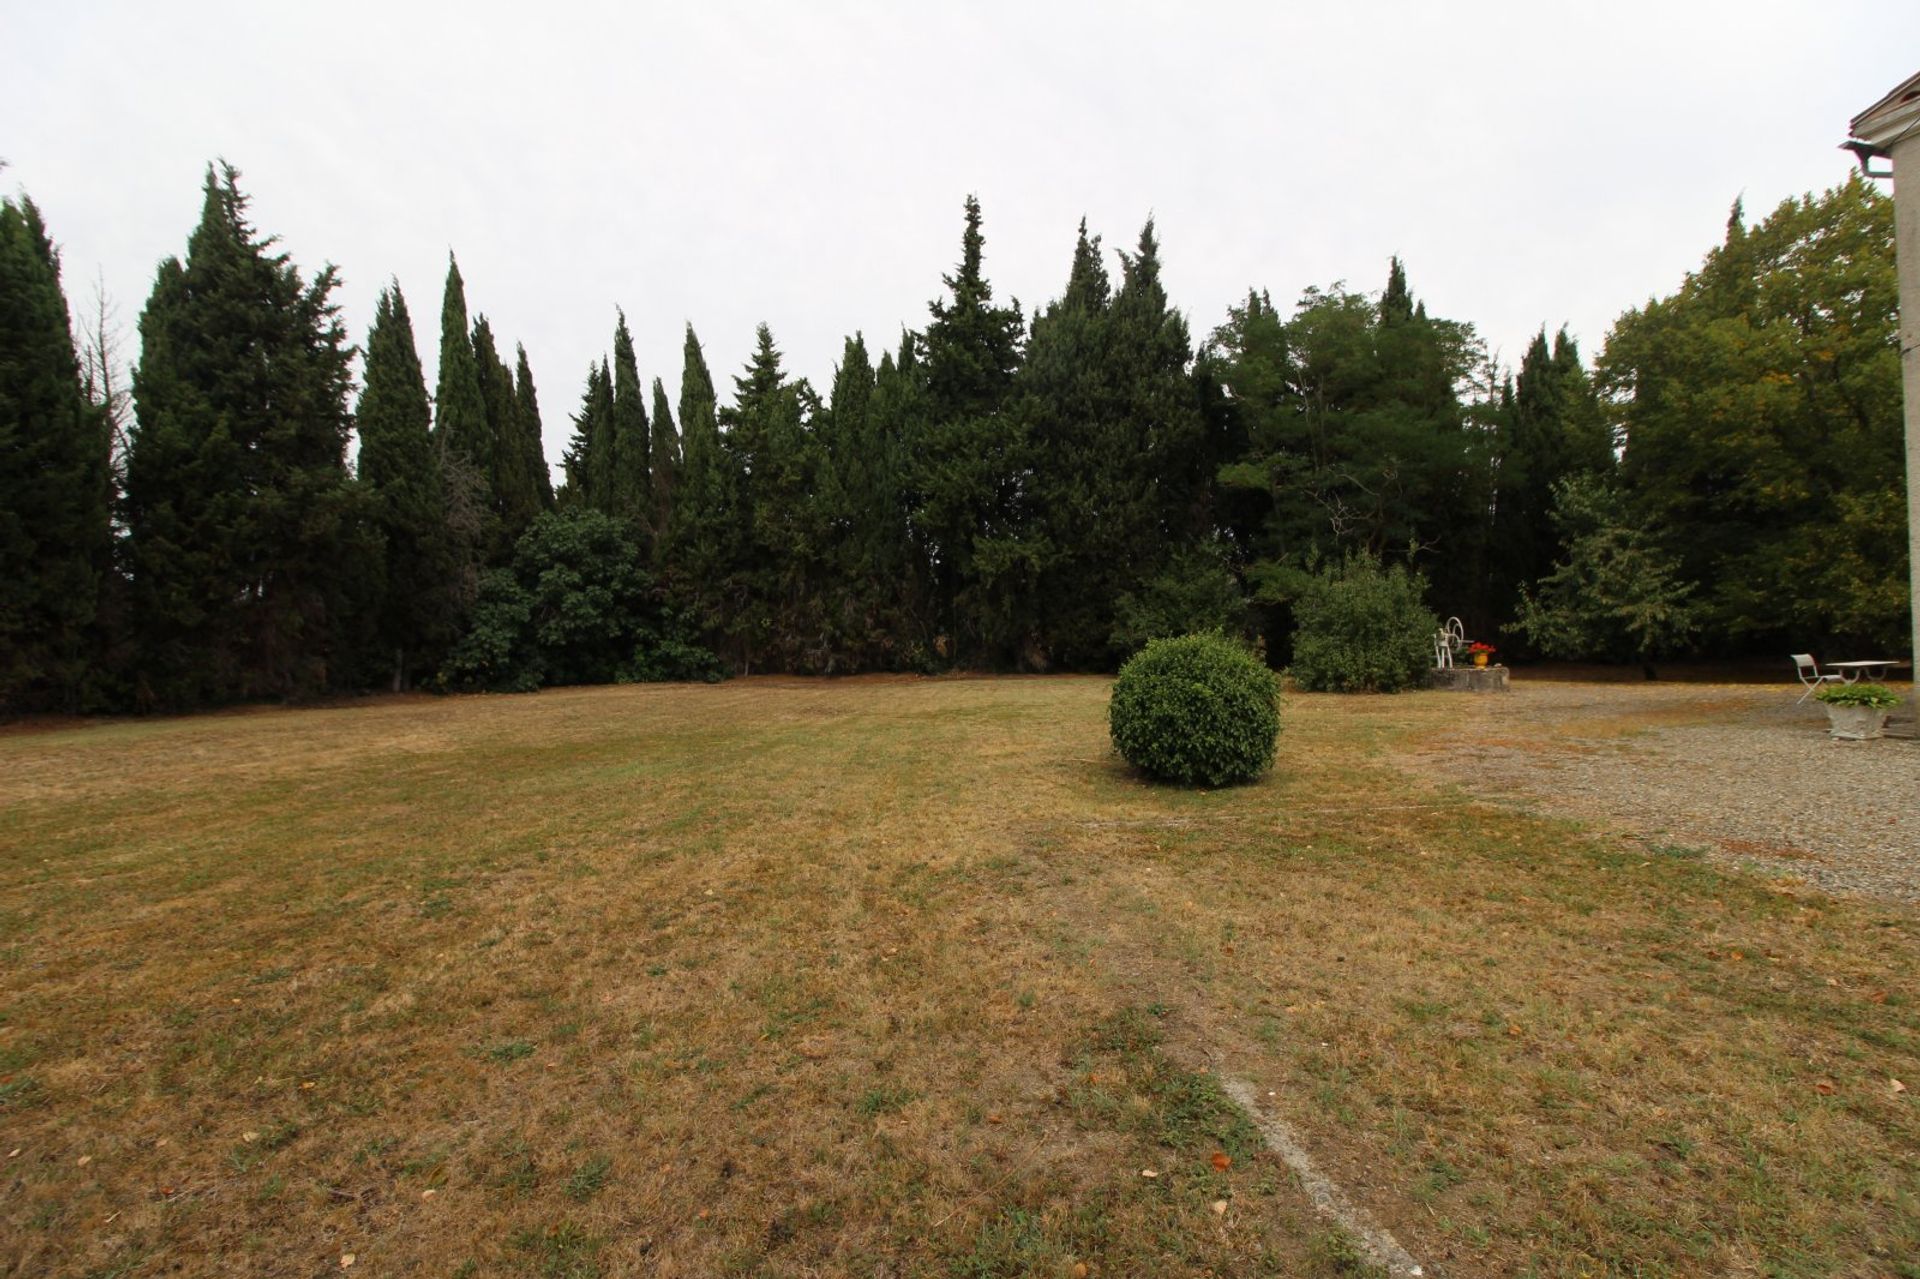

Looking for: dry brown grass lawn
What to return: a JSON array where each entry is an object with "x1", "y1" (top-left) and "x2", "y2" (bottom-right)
[{"x1": 2, "y1": 677, "x2": 1917, "y2": 1277}]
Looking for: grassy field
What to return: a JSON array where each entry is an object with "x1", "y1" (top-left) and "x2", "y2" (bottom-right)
[{"x1": 2, "y1": 677, "x2": 1917, "y2": 1277}]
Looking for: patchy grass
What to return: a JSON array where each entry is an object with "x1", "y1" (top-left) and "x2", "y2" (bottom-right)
[{"x1": 1, "y1": 677, "x2": 1917, "y2": 1276}]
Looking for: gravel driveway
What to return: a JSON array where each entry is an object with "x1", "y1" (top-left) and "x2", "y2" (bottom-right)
[{"x1": 1404, "y1": 679, "x2": 1920, "y2": 902}]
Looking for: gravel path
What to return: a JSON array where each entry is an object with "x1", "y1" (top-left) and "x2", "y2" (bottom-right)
[{"x1": 1402, "y1": 680, "x2": 1920, "y2": 902}]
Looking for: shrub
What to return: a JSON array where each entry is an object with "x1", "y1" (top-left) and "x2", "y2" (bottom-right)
[
  {"x1": 440, "y1": 509, "x2": 722, "y2": 692},
  {"x1": 1814, "y1": 682, "x2": 1901, "y2": 710},
  {"x1": 1289, "y1": 553, "x2": 1436, "y2": 693},
  {"x1": 1108, "y1": 633, "x2": 1279, "y2": 786}
]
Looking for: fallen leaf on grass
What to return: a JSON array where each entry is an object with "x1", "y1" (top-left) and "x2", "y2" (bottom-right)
[
  {"x1": 340, "y1": 1255, "x2": 355, "y2": 1269},
  {"x1": 76, "y1": 1155, "x2": 91, "y2": 1167},
  {"x1": 1892, "y1": 1079, "x2": 1907, "y2": 1095},
  {"x1": 1072, "y1": 1265, "x2": 1089, "y2": 1278},
  {"x1": 1139, "y1": 1169, "x2": 1158, "y2": 1179},
  {"x1": 985, "y1": 1113, "x2": 1003, "y2": 1125},
  {"x1": 1814, "y1": 1080, "x2": 1836, "y2": 1095},
  {"x1": 1210, "y1": 1199, "x2": 1229, "y2": 1215},
  {"x1": 1209, "y1": 1151, "x2": 1231, "y2": 1172},
  {"x1": 1869, "y1": 990, "x2": 1889, "y2": 1004}
]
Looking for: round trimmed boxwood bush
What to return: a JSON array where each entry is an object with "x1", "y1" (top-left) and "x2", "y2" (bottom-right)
[{"x1": 1109, "y1": 633, "x2": 1280, "y2": 786}]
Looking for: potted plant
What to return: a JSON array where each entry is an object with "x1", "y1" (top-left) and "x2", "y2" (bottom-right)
[
  {"x1": 1468, "y1": 641, "x2": 1496, "y2": 669},
  {"x1": 1813, "y1": 682, "x2": 1902, "y2": 740}
]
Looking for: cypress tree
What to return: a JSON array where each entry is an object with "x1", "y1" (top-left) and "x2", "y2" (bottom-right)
[
  {"x1": 559, "y1": 359, "x2": 613, "y2": 510},
  {"x1": 648, "y1": 376, "x2": 677, "y2": 539},
  {"x1": 514, "y1": 345, "x2": 554, "y2": 513},
  {"x1": 609, "y1": 311, "x2": 650, "y2": 524},
  {"x1": 473, "y1": 315, "x2": 526, "y2": 547},
  {"x1": 0, "y1": 193, "x2": 113, "y2": 713},
  {"x1": 433, "y1": 254, "x2": 490, "y2": 481},
  {"x1": 354, "y1": 282, "x2": 456, "y2": 689},
  {"x1": 123, "y1": 163, "x2": 355, "y2": 706},
  {"x1": 663, "y1": 324, "x2": 738, "y2": 648},
  {"x1": 1017, "y1": 217, "x2": 1119, "y2": 666}
]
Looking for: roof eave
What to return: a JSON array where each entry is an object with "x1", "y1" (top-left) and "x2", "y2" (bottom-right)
[{"x1": 1850, "y1": 70, "x2": 1920, "y2": 150}]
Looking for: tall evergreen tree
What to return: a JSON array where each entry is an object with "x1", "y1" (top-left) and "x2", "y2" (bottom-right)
[
  {"x1": 1489, "y1": 326, "x2": 1609, "y2": 633},
  {"x1": 123, "y1": 163, "x2": 355, "y2": 706},
  {"x1": 609, "y1": 311, "x2": 650, "y2": 525},
  {"x1": 911, "y1": 195, "x2": 1026, "y2": 662},
  {"x1": 354, "y1": 282, "x2": 456, "y2": 689},
  {"x1": 648, "y1": 376, "x2": 678, "y2": 539},
  {"x1": 473, "y1": 314, "x2": 532, "y2": 547},
  {"x1": 664, "y1": 324, "x2": 738, "y2": 646},
  {"x1": 559, "y1": 359, "x2": 613, "y2": 510},
  {"x1": 514, "y1": 344, "x2": 554, "y2": 514},
  {"x1": 0, "y1": 193, "x2": 113, "y2": 713},
  {"x1": 720, "y1": 324, "x2": 827, "y2": 668},
  {"x1": 433, "y1": 254, "x2": 490, "y2": 481}
]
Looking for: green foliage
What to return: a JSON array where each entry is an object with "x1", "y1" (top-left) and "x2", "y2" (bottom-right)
[
  {"x1": 1109, "y1": 547, "x2": 1247, "y2": 654},
  {"x1": 440, "y1": 508, "x2": 720, "y2": 692},
  {"x1": 354, "y1": 283, "x2": 459, "y2": 690},
  {"x1": 0, "y1": 192, "x2": 112, "y2": 714},
  {"x1": 1515, "y1": 477, "x2": 1700, "y2": 663},
  {"x1": 433, "y1": 254, "x2": 491, "y2": 484},
  {"x1": 1814, "y1": 682, "x2": 1901, "y2": 710},
  {"x1": 609, "y1": 311, "x2": 650, "y2": 526},
  {"x1": 1209, "y1": 264, "x2": 1492, "y2": 653},
  {"x1": 123, "y1": 163, "x2": 357, "y2": 708},
  {"x1": 911, "y1": 196, "x2": 1027, "y2": 664},
  {"x1": 1602, "y1": 177, "x2": 1906, "y2": 651},
  {"x1": 647, "y1": 376, "x2": 677, "y2": 539},
  {"x1": 1490, "y1": 326, "x2": 1611, "y2": 634},
  {"x1": 1108, "y1": 633, "x2": 1279, "y2": 786},
  {"x1": 1288, "y1": 553, "x2": 1436, "y2": 693}
]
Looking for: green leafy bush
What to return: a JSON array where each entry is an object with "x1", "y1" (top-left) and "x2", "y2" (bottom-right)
[
  {"x1": 1288, "y1": 553, "x2": 1436, "y2": 693},
  {"x1": 1108, "y1": 633, "x2": 1279, "y2": 786},
  {"x1": 440, "y1": 509, "x2": 722, "y2": 692},
  {"x1": 1814, "y1": 682, "x2": 1901, "y2": 710}
]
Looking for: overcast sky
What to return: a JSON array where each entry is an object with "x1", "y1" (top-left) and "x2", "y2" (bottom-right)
[{"x1": 7, "y1": 2, "x2": 1918, "y2": 474}]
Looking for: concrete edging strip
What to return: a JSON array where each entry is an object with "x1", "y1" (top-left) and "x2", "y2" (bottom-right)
[{"x1": 1222, "y1": 1076, "x2": 1428, "y2": 1277}]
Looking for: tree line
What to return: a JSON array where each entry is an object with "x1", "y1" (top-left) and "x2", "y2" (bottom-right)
[{"x1": 0, "y1": 164, "x2": 1907, "y2": 714}]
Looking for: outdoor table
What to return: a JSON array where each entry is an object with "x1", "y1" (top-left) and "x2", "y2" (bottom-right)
[{"x1": 1828, "y1": 659, "x2": 1913, "y2": 683}]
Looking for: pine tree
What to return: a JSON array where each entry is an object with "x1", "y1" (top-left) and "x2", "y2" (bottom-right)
[
  {"x1": 0, "y1": 193, "x2": 113, "y2": 712},
  {"x1": 648, "y1": 376, "x2": 677, "y2": 539},
  {"x1": 123, "y1": 163, "x2": 356, "y2": 706},
  {"x1": 721, "y1": 324, "x2": 825, "y2": 669},
  {"x1": 354, "y1": 282, "x2": 456, "y2": 689},
  {"x1": 912, "y1": 195, "x2": 1026, "y2": 662},
  {"x1": 609, "y1": 311, "x2": 650, "y2": 525}
]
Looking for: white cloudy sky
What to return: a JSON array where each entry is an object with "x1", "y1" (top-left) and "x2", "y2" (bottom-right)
[{"x1": 7, "y1": 2, "x2": 1917, "y2": 473}]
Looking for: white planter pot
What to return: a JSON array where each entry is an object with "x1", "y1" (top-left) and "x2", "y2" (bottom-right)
[{"x1": 1824, "y1": 704, "x2": 1890, "y2": 740}]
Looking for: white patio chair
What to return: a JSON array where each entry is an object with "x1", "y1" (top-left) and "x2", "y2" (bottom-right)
[{"x1": 1791, "y1": 653, "x2": 1842, "y2": 704}]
